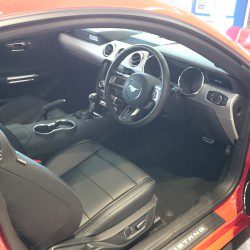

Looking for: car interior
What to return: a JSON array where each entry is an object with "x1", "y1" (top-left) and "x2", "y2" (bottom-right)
[{"x1": 0, "y1": 24, "x2": 248, "y2": 250}]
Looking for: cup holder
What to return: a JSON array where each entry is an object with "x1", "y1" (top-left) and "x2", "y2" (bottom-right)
[{"x1": 34, "y1": 119, "x2": 76, "y2": 135}]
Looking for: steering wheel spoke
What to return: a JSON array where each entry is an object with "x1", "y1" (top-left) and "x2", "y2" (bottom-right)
[
  {"x1": 109, "y1": 73, "x2": 129, "y2": 98},
  {"x1": 119, "y1": 106, "x2": 140, "y2": 122},
  {"x1": 151, "y1": 84, "x2": 162, "y2": 103},
  {"x1": 109, "y1": 72, "x2": 128, "y2": 87}
]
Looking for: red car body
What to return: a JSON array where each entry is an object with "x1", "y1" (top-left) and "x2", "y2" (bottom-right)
[{"x1": 0, "y1": 1, "x2": 249, "y2": 249}]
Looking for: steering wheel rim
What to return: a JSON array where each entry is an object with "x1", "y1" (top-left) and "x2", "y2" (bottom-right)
[{"x1": 104, "y1": 44, "x2": 170, "y2": 127}]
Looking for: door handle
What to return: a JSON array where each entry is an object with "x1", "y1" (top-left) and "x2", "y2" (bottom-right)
[
  {"x1": 6, "y1": 41, "x2": 32, "y2": 53},
  {"x1": 7, "y1": 74, "x2": 38, "y2": 85}
]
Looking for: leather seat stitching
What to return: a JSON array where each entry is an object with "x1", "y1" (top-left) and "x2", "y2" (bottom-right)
[
  {"x1": 46, "y1": 140, "x2": 99, "y2": 168},
  {"x1": 75, "y1": 166, "x2": 114, "y2": 200},
  {"x1": 97, "y1": 152, "x2": 138, "y2": 185}
]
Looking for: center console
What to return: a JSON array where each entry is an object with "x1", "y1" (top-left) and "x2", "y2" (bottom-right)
[
  {"x1": 7, "y1": 59, "x2": 130, "y2": 159},
  {"x1": 7, "y1": 92, "x2": 119, "y2": 158}
]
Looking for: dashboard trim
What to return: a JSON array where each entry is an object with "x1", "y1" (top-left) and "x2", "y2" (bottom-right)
[
  {"x1": 178, "y1": 67, "x2": 205, "y2": 96},
  {"x1": 190, "y1": 83, "x2": 239, "y2": 143},
  {"x1": 59, "y1": 32, "x2": 240, "y2": 144}
]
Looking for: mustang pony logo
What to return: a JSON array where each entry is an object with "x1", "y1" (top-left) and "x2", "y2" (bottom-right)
[{"x1": 128, "y1": 84, "x2": 140, "y2": 93}]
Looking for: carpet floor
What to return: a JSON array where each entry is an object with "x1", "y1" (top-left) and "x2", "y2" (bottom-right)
[{"x1": 102, "y1": 118, "x2": 227, "y2": 223}]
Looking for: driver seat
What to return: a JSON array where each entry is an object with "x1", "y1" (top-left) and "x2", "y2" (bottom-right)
[{"x1": 0, "y1": 131, "x2": 156, "y2": 250}]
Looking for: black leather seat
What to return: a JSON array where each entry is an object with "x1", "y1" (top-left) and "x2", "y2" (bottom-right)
[
  {"x1": 0, "y1": 132, "x2": 156, "y2": 249},
  {"x1": 0, "y1": 95, "x2": 65, "y2": 125}
]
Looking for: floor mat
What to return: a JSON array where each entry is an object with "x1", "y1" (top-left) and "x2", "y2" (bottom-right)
[{"x1": 103, "y1": 118, "x2": 227, "y2": 223}]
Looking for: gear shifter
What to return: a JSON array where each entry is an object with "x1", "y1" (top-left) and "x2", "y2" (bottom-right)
[
  {"x1": 74, "y1": 93, "x2": 99, "y2": 120},
  {"x1": 88, "y1": 93, "x2": 99, "y2": 115}
]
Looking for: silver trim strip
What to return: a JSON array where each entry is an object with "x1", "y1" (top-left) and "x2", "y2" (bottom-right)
[
  {"x1": 190, "y1": 83, "x2": 239, "y2": 143},
  {"x1": 7, "y1": 74, "x2": 38, "y2": 85},
  {"x1": 178, "y1": 67, "x2": 204, "y2": 96},
  {"x1": 33, "y1": 119, "x2": 76, "y2": 135},
  {"x1": 58, "y1": 33, "x2": 148, "y2": 70}
]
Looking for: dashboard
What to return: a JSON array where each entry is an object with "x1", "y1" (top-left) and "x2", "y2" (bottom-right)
[{"x1": 58, "y1": 29, "x2": 244, "y2": 145}]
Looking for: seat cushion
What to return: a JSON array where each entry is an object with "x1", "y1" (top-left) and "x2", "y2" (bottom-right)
[
  {"x1": 0, "y1": 95, "x2": 65, "y2": 125},
  {"x1": 46, "y1": 140, "x2": 155, "y2": 237}
]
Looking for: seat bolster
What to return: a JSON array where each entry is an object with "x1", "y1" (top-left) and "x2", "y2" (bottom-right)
[
  {"x1": 75, "y1": 176, "x2": 155, "y2": 238},
  {"x1": 0, "y1": 131, "x2": 83, "y2": 249},
  {"x1": 46, "y1": 140, "x2": 100, "y2": 177}
]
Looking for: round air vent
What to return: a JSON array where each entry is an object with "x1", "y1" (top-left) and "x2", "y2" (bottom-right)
[
  {"x1": 103, "y1": 44, "x2": 114, "y2": 56},
  {"x1": 130, "y1": 52, "x2": 143, "y2": 67}
]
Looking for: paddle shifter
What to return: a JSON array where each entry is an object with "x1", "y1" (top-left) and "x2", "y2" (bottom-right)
[{"x1": 73, "y1": 93, "x2": 99, "y2": 119}]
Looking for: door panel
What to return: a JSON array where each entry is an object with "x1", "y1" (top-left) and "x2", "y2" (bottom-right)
[{"x1": 0, "y1": 34, "x2": 62, "y2": 104}]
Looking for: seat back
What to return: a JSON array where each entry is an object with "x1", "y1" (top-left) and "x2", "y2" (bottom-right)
[{"x1": 0, "y1": 131, "x2": 83, "y2": 249}]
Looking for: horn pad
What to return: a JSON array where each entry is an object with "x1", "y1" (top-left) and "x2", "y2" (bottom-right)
[{"x1": 122, "y1": 73, "x2": 154, "y2": 108}]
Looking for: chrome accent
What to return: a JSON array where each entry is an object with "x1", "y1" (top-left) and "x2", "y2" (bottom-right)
[
  {"x1": 202, "y1": 136, "x2": 214, "y2": 144},
  {"x1": 130, "y1": 52, "x2": 143, "y2": 67},
  {"x1": 207, "y1": 92, "x2": 223, "y2": 105},
  {"x1": 243, "y1": 181, "x2": 249, "y2": 212},
  {"x1": 17, "y1": 157, "x2": 27, "y2": 165},
  {"x1": 190, "y1": 83, "x2": 239, "y2": 144},
  {"x1": 152, "y1": 84, "x2": 162, "y2": 102},
  {"x1": 131, "y1": 109, "x2": 140, "y2": 116},
  {"x1": 33, "y1": 119, "x2": 76, "y2": 135},
  {"x1": 178, "y1": 67, "x2": 204, "y2": 96},
  {"x1": 6, "y1": 41, "x2": 31, "y2": 52},
  {"x1": 135, "y1": 219, "x2": 146, "y2": 230},
  {"x1": 99, "y1": 100, "x2": 107, "y2": 107},
  {"x1": 93, "y1": 112, "x2": 102, "y2": 118},
  {"x1": 7, "y1": 74, "x2": 38, "y2": 85},
  {"x1": 0, "y1": 150, "x2": 3, "y2": 161},
  {"x1": 103, "y1": 43, "x2": 115, "y2": 56}
]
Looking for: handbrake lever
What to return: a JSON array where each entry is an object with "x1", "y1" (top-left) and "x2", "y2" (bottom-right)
[{"x1": 36, "y1": 99, "x2": 66, "y2": 122}]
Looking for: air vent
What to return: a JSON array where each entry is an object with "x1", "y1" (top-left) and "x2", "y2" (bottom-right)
[
  {"x1": 116, "y1": 48, "x2": 124, "y2": 57},
  {"x1": 207, "y1": 73, "x2": 232, "y2": 90},
  {"x1": 103, "y1": 44, "x2": 114, "y2": 56},
  {"x1": 130, "y1": 52, "x2": 143, "y2": 67}
]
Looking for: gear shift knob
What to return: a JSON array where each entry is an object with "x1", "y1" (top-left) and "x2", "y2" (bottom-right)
[
  {"x1": 88, "y1": 93, "x2": 99, "y2": 114},
  {"x1": 88, "y1": 93, "x2": 99, "y2": 103},
  {"x1": 73, "y1": 93, "x2": 99, "y2": 120}
]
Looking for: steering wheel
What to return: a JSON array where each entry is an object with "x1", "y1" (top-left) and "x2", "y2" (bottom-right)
[{"x1": 104, "y1": 44, "x2": 171, "y2": 127}]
